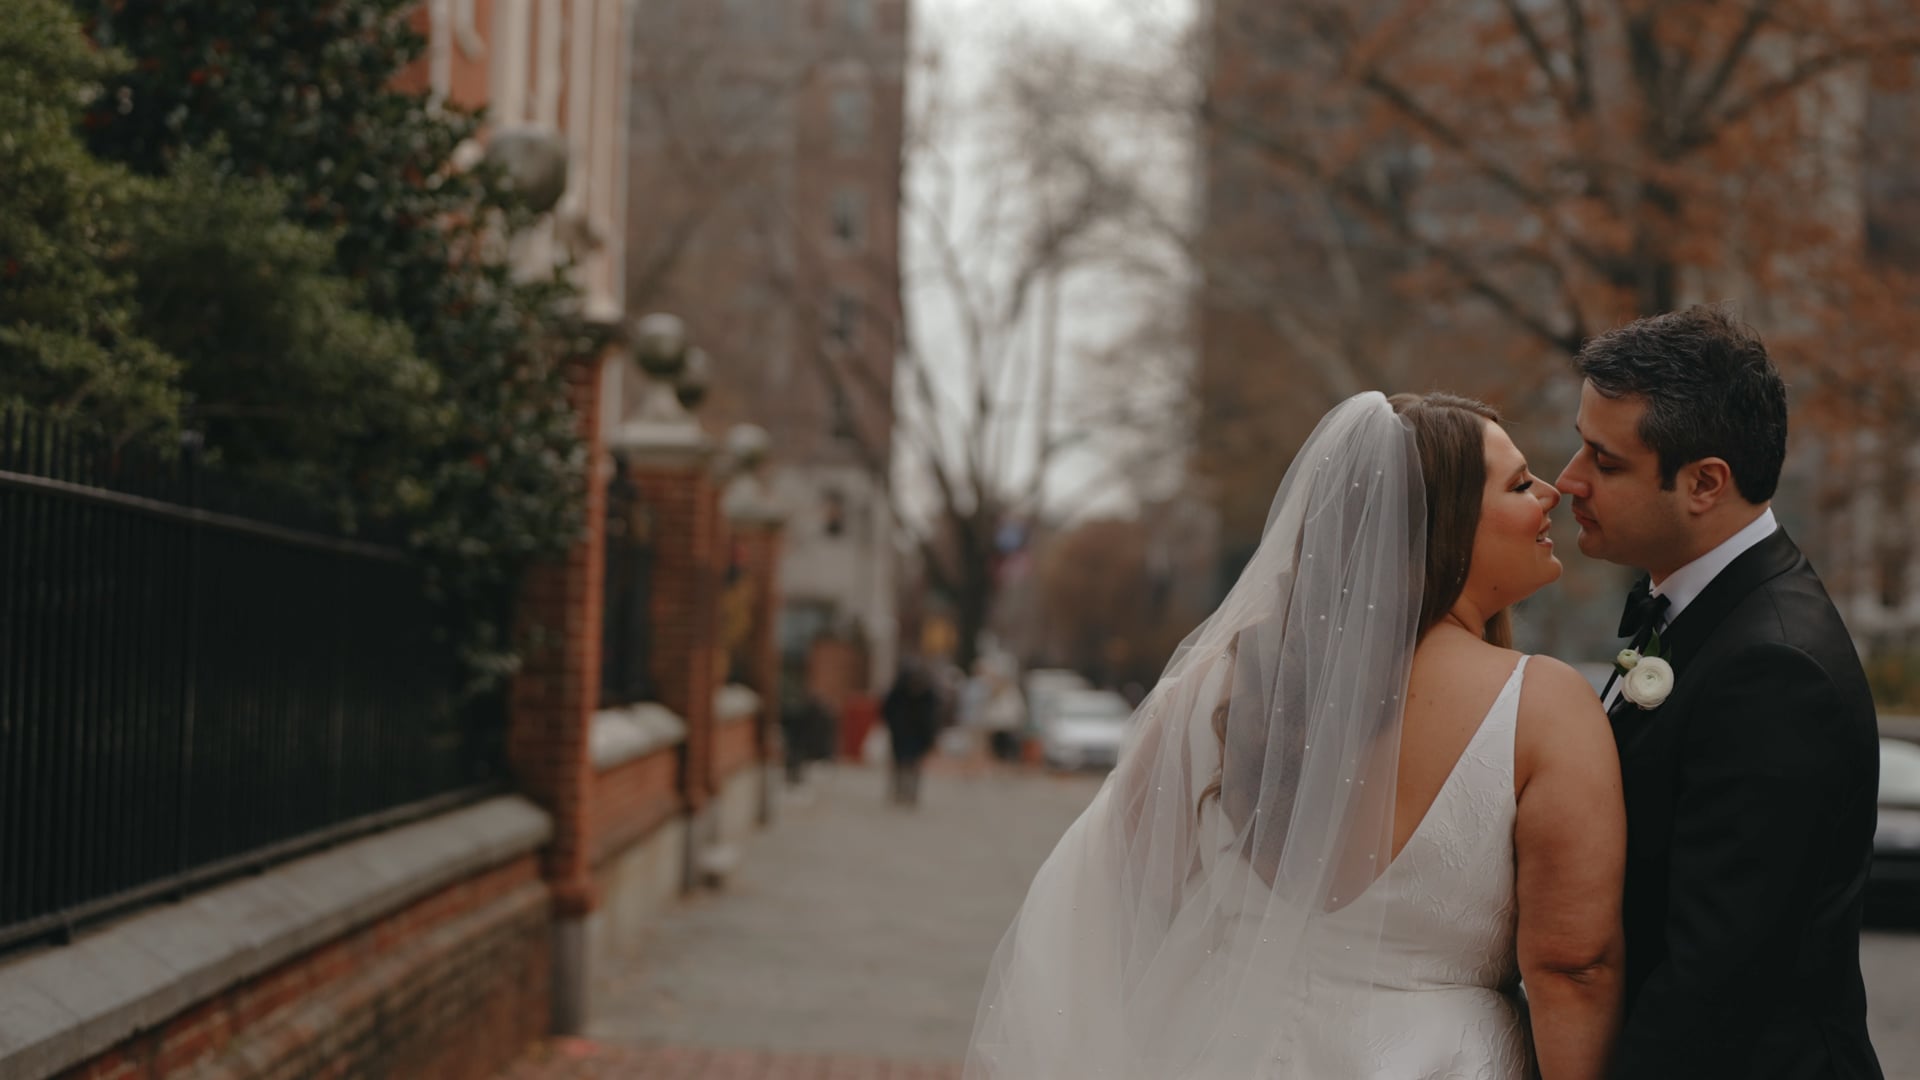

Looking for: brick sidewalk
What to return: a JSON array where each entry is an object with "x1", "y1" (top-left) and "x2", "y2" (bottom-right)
[{"x1": 500, "y1": 1037, "x2": 961, "y2": 1079}]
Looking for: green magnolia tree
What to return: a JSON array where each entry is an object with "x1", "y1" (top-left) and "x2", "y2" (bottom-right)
[
  {"x1": 125, "y1": 152, "x2": 450, "y2": 529},
  {"x1": 0, "y1": 0, "x2": 179, "y2": 444},
  {"x1": 75, "y1": 0, "x2": 601, "y2": 686}
]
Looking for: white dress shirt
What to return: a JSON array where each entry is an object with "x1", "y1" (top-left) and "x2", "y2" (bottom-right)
[{"x1": 1604, "y1": 507, "x2": 1778, "y2": 709}]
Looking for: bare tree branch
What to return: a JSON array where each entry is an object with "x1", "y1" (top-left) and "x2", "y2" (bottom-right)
[
  {"x1": 1558, "y1": 0, "x2": 1596, "y2": 110},
  {"x1": 1204, "y1": 101, "x2": 1586, "y2": 355},
  {"x1": 1497, "y1": 0, "x2": 1580, "y2": 121},
  {"x1": 1676, "y1": 0, "x2": 1779, "y2": 131},
  {"x1": 1676, "y1": 34, "x2": 1920, "y2": 155}
]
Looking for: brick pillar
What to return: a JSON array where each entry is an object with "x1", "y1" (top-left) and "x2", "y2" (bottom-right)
[
  {"x1": 630, "y1": 461, "x2": 718, "y2": 795},
  {"x1": 738, "y1": 523, "x2": 783, "y2": 712},
  {"x1": 506, "y1": 347, "x2": 611, "y2": 1035},
  {"x1": 724, "y1": 468, "x2": 787, "y2": 826},
  {"x1": 744, "y1": 521, "x2": 784, "y2": 824},
  {"x1": 605, "y1": 420, "x2": 719, "y2": 894},
  {"x1": 709, "y1": 506, "x2": 736, "y2": 776}
]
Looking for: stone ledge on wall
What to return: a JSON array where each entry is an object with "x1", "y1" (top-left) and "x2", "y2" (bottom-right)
[
  {"x1": 713, "y1": 684, "x2": 760, "y2": 726},
  {"x1": 589, "y1": 702, "x2": 688, "y2": 771},
  {"x1": 0, "y1": 797, "x2": 551, "y2": 1080}
]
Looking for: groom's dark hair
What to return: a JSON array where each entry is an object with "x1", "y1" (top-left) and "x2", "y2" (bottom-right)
[{"x1": 1574, "y1": 305, "x2": 1787, "y2": 503}]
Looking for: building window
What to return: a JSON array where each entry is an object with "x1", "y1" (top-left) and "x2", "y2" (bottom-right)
[
  {"x1": 829, "y1": 385, "x2": 859, "y2": 442},
  {"x1": 828, "y1": 292, "x2": 859, "y2": 347},
  {"x1": 830, "y1": 187, "x2": 867, "y2": 249},
  {"x1": 831, "y1": 86, "x2": 870, "y2": 154},
  {"x1": 841, "y1": 0, "x2": 873, "y2": 33}
]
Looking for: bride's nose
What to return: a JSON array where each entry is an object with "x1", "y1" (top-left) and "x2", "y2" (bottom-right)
[{"x1": 1536, "y1": 477, "x2": 1561, "y2": 510}]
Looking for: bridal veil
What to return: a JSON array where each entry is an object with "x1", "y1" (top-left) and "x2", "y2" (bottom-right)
[{"x1": 965, "y1": 391, "x2": 1427, "y2": 1078}]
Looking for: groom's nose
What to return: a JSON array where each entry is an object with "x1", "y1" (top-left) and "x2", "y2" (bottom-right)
[{"x1": 1554, "y1": 459, "x2": 1588, "y2": 499}]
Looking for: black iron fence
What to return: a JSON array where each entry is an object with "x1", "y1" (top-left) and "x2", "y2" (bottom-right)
[
  {"x1": 0, "y1": 410, "x2": 503, "y2": 953},
  {"x1": 599, "y1": 456, "x2": 656, "y2": 708}
]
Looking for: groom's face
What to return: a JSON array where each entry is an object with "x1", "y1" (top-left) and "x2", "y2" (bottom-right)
[{"x1": 1555, "y1": 383, "x2": 1688, "y2": 575}]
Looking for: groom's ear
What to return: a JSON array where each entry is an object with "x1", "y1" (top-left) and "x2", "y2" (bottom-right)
[{"x1": 1681, "y1": 457, "x2": 1737, "y2": 513}]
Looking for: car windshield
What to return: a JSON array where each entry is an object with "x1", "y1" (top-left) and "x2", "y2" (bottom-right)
[{"x1": 1881, "y1": 739, "x2": 1920, "y2": 806}]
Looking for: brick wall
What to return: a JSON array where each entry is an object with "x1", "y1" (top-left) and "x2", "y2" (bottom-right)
[
  {"x1": 56, "y1": 858, "x2": 549, "y2": 1080},
  {"x1": 631, "y1": 463, "x2": 721, "y2": 809},
  {"x1": 589, "y1": 747, "x2": 682, "y2": 867}
]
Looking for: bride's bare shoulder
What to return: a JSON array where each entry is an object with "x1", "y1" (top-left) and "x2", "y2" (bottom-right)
[
  {"x1": 1516, "y1": 654, "x2": 1606, "y2": 720},
  {"x1": 1513, "y1": 655, "x2": 1615, "y2": 788}
]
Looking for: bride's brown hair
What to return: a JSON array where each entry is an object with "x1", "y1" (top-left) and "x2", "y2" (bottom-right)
[
  {"x1": 1199, "y1": 392, "x2": 1512, "y2": 818},
  {"x1": 1388, "y1": 392, "x2": 1512, "y2": 649}
]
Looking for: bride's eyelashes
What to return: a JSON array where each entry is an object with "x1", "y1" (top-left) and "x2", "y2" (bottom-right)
[{"x1": 1513, "y1": 480, "x2": 1535, "y2": 494}]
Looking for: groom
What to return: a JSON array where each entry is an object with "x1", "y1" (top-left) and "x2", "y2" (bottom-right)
[{"x1": 1554, "y1": 306, "x2": 1883, "y2": 1079}]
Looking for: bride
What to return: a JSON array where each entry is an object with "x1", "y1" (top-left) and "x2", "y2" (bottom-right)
[{"x1": 965, "y1": 392, "x2": 1625, "y2": 1079}]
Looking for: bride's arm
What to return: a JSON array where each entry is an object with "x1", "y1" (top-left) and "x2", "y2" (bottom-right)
[{"x1": 1513, "y1": 657, "x2": 1627, "y2": 1080}]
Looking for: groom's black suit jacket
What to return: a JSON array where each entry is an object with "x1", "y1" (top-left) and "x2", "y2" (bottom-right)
[{"x1": 1609, "y1": 528, "x2": 1882, "y2": 1079}]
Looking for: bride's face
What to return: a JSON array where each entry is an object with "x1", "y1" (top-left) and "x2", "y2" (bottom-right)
[{"x1": 1465, "y1": 422, "x2": 1562, "y2": 611}]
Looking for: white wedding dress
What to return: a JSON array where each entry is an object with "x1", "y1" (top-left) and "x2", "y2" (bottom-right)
[
  {"x1": 966, "y1": 395, "x2": 1534, "y2": 1080},
  {"x1": 1169, "y1": 657, "x2": 1534, "y2": 1077},
  {"x1": 1286, "y1": 654, "x2": 1534, "y2": 1077}
]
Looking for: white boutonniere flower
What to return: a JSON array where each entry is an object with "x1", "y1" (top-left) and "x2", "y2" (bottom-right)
[
  {"x1": 1621, "y1": 655, "x2": 1676, "y2": 709},
  {"x1": 1613, "y1": 629, "x2": 1675, "y2": 709}
]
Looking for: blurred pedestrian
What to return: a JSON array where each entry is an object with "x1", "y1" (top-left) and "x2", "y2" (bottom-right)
[
  {"x1": 980, "y1": 675, "x2": 1027, "y2": 763},
  {"x1": 881, "y1": 660, "x2": 941, "y2": 806},
  {"x1": 780, "y1": 682, "x2": 829, "y2": 788}
]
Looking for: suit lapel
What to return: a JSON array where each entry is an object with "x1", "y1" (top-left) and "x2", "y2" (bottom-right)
[
  {"x1": 1609, "y1": 527, "x2": 1802, "y2": 748},
  {"x1": 1608, "y1": 690, "x2": 1636, "y2": 724}
]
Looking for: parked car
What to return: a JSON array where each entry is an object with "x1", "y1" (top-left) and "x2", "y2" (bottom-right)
[
  {"x1": 1039, "y1": 688, "x2": 1134, "y2": 771},
  {"x1": 1869, "y1": 737, "x2": 1920, "y2": 923},
  {"x1": 1023, "y1": 668, "x2": 1089, "y2": 733}
]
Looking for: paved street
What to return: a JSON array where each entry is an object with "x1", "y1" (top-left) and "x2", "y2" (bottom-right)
[
  {"x1": 1865, "y1": 928, "x2": 1920, "y2": 1078},
  {"x1": 495, "y1": 759, "x2": 1920, "y2": 1078}
]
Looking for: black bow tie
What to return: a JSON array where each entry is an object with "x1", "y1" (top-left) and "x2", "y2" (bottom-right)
[{"x1": 1617, "y1": 576, "x2": 1672, "y2": 640}]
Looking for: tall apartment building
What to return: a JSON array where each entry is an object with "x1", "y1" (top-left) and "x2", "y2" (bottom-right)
[{"x1": 623, "y1": 0, "x2": 909, "y2": 692}]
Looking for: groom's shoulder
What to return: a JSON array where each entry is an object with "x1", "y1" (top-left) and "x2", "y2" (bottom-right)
[
  {"x1": 1717, "y1": 555, "x2": 1849, "y2": 653},
  {"x1": 1698, "y1": 562, "x2": 1873, "y2": 716}
]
